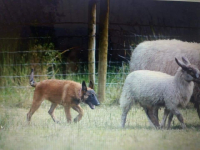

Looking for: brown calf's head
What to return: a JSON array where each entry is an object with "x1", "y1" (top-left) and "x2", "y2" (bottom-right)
[
  {"x1": 175, "y1": 57, "x2": 200, "y2": 82},
  {"x1": 81, "y1": 81, "x2": 100, "y2": 109}
]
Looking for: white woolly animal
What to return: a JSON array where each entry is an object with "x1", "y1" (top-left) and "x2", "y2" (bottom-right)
[
  {"x1": 129, "y1": 39, "x2": 200, "y2": 127},
  {"x1": 130, "y1": 40, "x2": 200, "y2": 74},
  {"x1": 120, "y1": 57, "x2": 200, "y2": 129}
]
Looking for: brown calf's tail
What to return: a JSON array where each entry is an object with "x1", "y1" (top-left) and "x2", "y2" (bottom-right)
[{"x1": 30, "y1": 69, "x2": 36, "y2": 87}]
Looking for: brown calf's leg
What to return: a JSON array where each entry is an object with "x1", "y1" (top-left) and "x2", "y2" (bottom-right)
[
  {"x1": 63, "y1": 105, "x2": 72, "y2": 123},
  {"x1": 72, "y1": 105, "x2": 84, "y2": 123},
  {"x1": 48, "y1": 103, "x2": 59, "y2": 123},
  {"x1": 27, "y1": 96, "x2": 43, "y2": 124}
]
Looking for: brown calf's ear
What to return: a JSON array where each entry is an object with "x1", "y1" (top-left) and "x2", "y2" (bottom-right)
[
  {"x1": 82, "y1": 81, "x2": 87, "y2": 93},
  {"x1": 89, "y1": 81, "x2": 94, "y2": 89}
]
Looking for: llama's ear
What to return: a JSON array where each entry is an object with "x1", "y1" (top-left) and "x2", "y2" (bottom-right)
[
  {"x1": 182, "y1": 57, "x2": 190, "y2": 65},
  {"x1": 82, "y1": 81, "x2": 87, "y2": 93},
  {"x1": 175, "y1": 57, "x2": 187, "y2": 70},
  {"x1": 89, "y1": 81, "x2": 94, "y2": 89}
]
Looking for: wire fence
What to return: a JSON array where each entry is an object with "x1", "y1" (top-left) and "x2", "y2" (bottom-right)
[
  {"x1": 0, "y1": 51, "x2": 130, "y2": 89},
  {"x1": 0, "y1": 49, "x2": 132, "y2": 54},
  {"x1": 0, "y1": 69, "x2": 129, "y2": 89},
  {"x1": 0, "y1": 33, "x2": 182, "y2": 90}
]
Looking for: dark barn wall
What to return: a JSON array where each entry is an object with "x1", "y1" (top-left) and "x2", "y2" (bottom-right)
[
  {"x1": 109, "y1": 0, "x2": 200, "y2": 60},
  {"x1": 110, "y1": 0, "x2": 200, "y2": 41},
  {"x1": 0, "y1": 0, "x2": 200, "y2": 62}
]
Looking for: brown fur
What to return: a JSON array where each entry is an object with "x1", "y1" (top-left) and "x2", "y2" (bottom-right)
[{"x1": 27, "y1": 79, "x2": 92, "y2": 123}]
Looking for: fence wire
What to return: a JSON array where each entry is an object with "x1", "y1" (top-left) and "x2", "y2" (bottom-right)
[
  {"x1": 0, "y1": 48, "x2": 132, "y2": 54},
  {"x1": 0, "y1": 52, "x2": 129, "y2": 89},
  {"x1": 0, "y1": 33, "x2": 180, "y2": 89},
  {"x1": 1, "y1": 61, "x2": 127, "y2": 67}
]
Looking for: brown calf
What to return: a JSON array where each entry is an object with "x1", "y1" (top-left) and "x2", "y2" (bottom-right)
[{"x1": 27, "y1": 69, "x2": 100, "y2": 124}]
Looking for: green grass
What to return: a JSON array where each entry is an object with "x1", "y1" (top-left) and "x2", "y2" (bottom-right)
[
  {"x1": 1, "y1": 40, "x2": 200, "y2": 149},
  {"x1": 0, "y1": 104, "x2": 200, "y2": 150}
]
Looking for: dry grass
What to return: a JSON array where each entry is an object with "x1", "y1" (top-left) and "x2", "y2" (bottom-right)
[{"x1": 0, "y1": 104, "x2": 200, "y2": 150}]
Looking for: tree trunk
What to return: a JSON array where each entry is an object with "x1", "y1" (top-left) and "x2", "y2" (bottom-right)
[
  {"x1": 88, "y1": 0, "x2": 96, "y2": 86},
  {"x1": 98, "y1": 0, "x2": 109, "y2": 102}
]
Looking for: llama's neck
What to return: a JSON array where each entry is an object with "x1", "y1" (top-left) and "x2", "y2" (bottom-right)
[
  {"x1": 174, "y1": 68, "x2": 194, "y2": 87},
  {"x1": 174, "y1": 67, "x2": 194, "y2": 104}
]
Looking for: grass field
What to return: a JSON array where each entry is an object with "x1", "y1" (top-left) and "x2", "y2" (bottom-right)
[
  {"x1": 1, "y1": 50, "x2": 200, "y2": 149},
  {"x1": 1, "y1": 103, "x2": 200, "y2": 150}
]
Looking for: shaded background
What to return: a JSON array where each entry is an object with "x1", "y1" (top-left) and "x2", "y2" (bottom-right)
[{"x1": 0, "y1": 0, "x2": 200, "y2": 63}]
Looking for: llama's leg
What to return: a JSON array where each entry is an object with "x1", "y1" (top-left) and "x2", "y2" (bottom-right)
[
  {"x1": 121, "y1": 104, "x2": 132, "y2": 128},
  {"x1": 48, "y1": 103, "x2": 58, "y2": 123},
  {"x1": 171, "y1": 109, "x2": 186, "y2": 129},
  {"x1": 144, "y1": 108, "x2": 155, "y2": 127},
  {"x1": 153, "y1": 107, "x2": 159, "y2": 122},
  {"x1": 148, "y1": 108, "x2": 160, "y2": 128},
  {"x1": 145, "y1": 107, "x2": 160, "y2": 128},
  {"x1": 144, "y1": 108, "x2": 154, "y2": 127},
  {"x1": 167, "y1": 112, "x2": 174, "y2": 129},
  {"x1": 160, "y1": 108, "x2": 170, "y2": 128},
  {"x1": 72, "y1": 105, "x2": 84, "y2": 123},
  {"x1": 193, "y1": 101, "x2": 200, "y2": 119}
]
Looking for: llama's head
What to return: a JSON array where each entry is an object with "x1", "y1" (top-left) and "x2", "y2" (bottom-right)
[{"x1": 175, "y1": 57, "x2": 200, "y2": 82}]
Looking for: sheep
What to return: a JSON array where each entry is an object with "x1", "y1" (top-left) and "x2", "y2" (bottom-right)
[
  {"x1": 120, "y1": 57, "x2": 200, "y2": 129},
  {"x1": 130, "y1": 39, "x2": 200, "y2": 122}
]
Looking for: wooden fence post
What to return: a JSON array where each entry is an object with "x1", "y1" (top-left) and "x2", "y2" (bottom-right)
[
  {"x1": 98, "y1": 0, "x2": 109, "y2": 102},
  {"x1": 88, "y1": 0, "x2": 97, "y2": 86}
]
